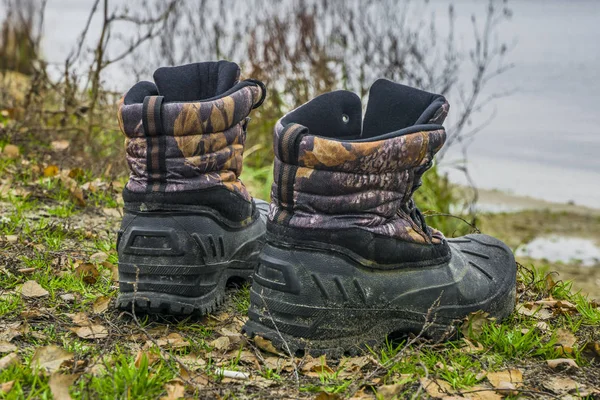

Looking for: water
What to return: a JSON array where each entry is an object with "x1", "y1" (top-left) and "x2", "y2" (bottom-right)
[
  {"x1": 439, "y1": 0, "x2": 600, "y2": 208},
  {"x1": 516, "y1": 236, "x2": 600, "y2": 267},
  {"x1": 5, "y1": 0, "x2": 600, "y2": 208}
]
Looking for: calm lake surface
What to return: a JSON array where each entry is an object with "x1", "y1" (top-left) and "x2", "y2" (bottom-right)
[
  {"x1": 440, "y1": 0, "x2": 600, "y2": 209},
  {"x1": 13, "y1": 0, "x2": 600, "y2": 208}
]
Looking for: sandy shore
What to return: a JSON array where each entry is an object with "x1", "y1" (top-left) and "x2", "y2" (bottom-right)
[
  {"x1": 476, "y1": 187, "x2": 600, "y2": 216},
  {"x1": 472, "y1": 188, "x2": 600, "y2": 298}
]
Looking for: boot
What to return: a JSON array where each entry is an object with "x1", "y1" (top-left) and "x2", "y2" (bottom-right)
[
  {"x1": 243, "y1": 79, "x2": 516, "y2": 355},
  {"x1": 116, "y1": 61, "x2": 267, "y2": 315}
]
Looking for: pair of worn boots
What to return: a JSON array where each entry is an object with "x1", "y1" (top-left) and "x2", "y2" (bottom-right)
[{"x1": 116, "y1": 61, "x2": 516, "y2": 355}]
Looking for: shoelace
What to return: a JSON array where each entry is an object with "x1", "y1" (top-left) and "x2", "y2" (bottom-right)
[{"x1": 400, "y1": 160, "x2": 434, "y2": 238}]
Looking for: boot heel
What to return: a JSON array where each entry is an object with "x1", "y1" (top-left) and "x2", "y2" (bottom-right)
[{"x1": 117, "y1": 209, "x2": 264, "y2": 315}]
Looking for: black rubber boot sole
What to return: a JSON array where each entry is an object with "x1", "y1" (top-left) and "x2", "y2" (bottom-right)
[
  {"x1": 243, "y1": 234, "x2": 516, "y2": 357},
  {"x1": 117, "y1": 203, "x2": 267, "y2": 316}
]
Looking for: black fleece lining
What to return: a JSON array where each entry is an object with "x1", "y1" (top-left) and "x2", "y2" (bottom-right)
[
  {"x1": 362, "y1": 79, "x2": 446, "y2": 138},
  {"x1": 281, "y1": 90, "x2": 362, "y2": 138},
  {"x1": 153, "y1": 61, "x2": 240, "y2": 103},
  {"x1": 125, "y1": 80, "x2": 263, "y2": 106},
  {"x1": 280, "y1": 78, "x2": 447, "y2": 142},
  {"x1": 123, "y1": 61, "x2": 266, "y2": 107},
  {"x1": 124, "y1": 81, "x2": 158, "y2": 105}
]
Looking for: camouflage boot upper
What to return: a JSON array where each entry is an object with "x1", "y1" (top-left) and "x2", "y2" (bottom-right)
[
  {"x1": 268, "y1": 79, "x2": 451, "y2": 266},
  {"x1": 117, "y1": 61, "x2": 265, "y2": 222}
]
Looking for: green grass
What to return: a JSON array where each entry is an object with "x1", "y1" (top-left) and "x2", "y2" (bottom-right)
[
  {"x1": 2, "y1": 154, "x2": 600, "y2": 399},
  {"x1": 231, "y1": 284, "x2": 251, "y2": 314},
  {"x1": 0, "y1": 293, "x2": 22, "y2": 317},
  {"x1": 477, "y1": 321, "x2": 561, "y2": 360},
  {"x1": 73, "y1": 353, "x2": 176, "y2": 400},
  {"x1": 0, "y1": 365, "x2": 53, "y2": 400}
]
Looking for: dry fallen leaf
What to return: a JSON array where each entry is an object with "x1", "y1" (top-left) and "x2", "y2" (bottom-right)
[
  {"x1": 31, "y1": 345, "x2": 74, "y2": 373},
  {"x1": 5, "y1": 234, "x2": 18, "y2": 244},
  {"x1": 43, "y1": 165, "x2": 60, "y2": 177},
  {"x1": 177, "y1": 354, "x2": 207, "y2": 371},
  {"x1": 49, "y1": 373, "x2": 79, "y2": 400},
  {"x1": 233, "y1": 350, "x2": 259, "y2": 367},
  {"x1": 92, "y1": 296, "x2": 111, "y2": 314},
  {"x1": 68, "y1": 168, "x2": 84, "y2": 179},
  {"x1": 546, "y1": 358, "x2": 579, "y2": 369},
  {"x1": 461, "y1": 311, "x2": 493, "y2": 339},
  {"x1": 583, "y1": 341, "x2": 600, "y2": 361},
  {"x1": 155, "y1": 333, "x2": 189, "y2": 349},
  {"x1": 516, "y1": 303, "x2": 553, "y2": 320},
  {"x1": 103, "y1": 207, "x2": 122, "y2": 218},
  {"x1": 134, "y1": 350, "x2": 161, "y2": 368},
  {"x1": 219, "y1": 327, "x2": 243, "y2": 344},
  {"x1": 69, "y1": 325, "x2": 109, "y2": 340},
  {"x1": 0, "y1": 380, "x2": 14, "y2": 394},
  {"x1": 348, "y1": 388, "x2": 376, "y2": 400},
  {"x1": 435, "y1": 361, "x2": 455, "y2": 372},
  {"x1": 0, "y1": 353, "x2": 19, "y2": 371},
  {"x1": 263, "y1": 356, "x2": 295, "y2": 372},
  {"x1": 337, "y1": 356, "x2": 371, "y2": 378},
  {"x1": 89, "y1": 252, "x2": 108, "y2": 263},
  {"x1": 209, "y1": 336, "x2": 231, "y2": 352},
  {"x1": 20, "y1": 280, "x2": 49, "y2": 298},
  {"x1": 555, "y1": 328, "x2": 577, "y2": 354},
  {"x1": 301, "y1": 355, "x2": 334, "y2": 377},
  {"x1": 160, "y1": 379, "x2": 185, "y2": 400},
  {"x1": 0, "y1": 341, "x2": 17, "y2": 353},
  {"x1": 487, "y1": 369, "x2": 523, "y2": 390},
  {"x1": 0, "y1": 321, "x2": 29, "y2": 342},
  {"x1": 21, "y1": 309, "x2": 44, "y2": 319},
  {"x1": 542, "y1": 376, "x2": 581, "y2": 394},
  {"x1": 69, "y1": 312, "x2": 90, "y2": 326},
  {"x1": 545, "y1": 274, "x2": 556, "y2": 290},
  {"x1": 100, "y1": 261, "x2": 119, "y2": 282},
  {"x1": 60, "y1": 293, "x2": 76, "y2": 302},
  {"x1": 314, "y1": 392, "x2": 341, "y2": 400},
  {"x1": 461, "y1": 338, "x2": 485, "y2": 353},
  {"x1": 463, "y1": 385, "x2": 503, "y2": 400},
  {"x1": 254, "y1": 336, "x2": 281, "y2": 355},
  {"x1": 247, "y1": 375, "x2": 276, "y2": 389},
  {"x1": 376, "y1": 383, "x2": 405, "y2": 399},
  {"x1": 58, "y1": 174, "x2": 86, "y2": 206},
  {"x1": 535, "y1": 299, "x2": 577, "y2": 313},
  {"x1": 495, "y1": 381, "x2": 517, "y2": 395},
  {"x1": 74, "y1": 263, "x2": 99, "y2": 284},
  {"x1": 51, "y1": 140, "x2": 70, "y2": 151},
  {"x1": 420, "y1": 378, "x2": 455, "y2": 398},
  {"x1": 2, "y1": 144, "x2": 19, "y2": 158},
  {"x1": 535, "y1": 321, "x2": 549, "y2": 331},
  {"x1": 179, "y1": 367, "x2": 210, "y2": 386}
]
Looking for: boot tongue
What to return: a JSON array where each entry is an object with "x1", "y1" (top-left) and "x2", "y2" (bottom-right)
[
  {"x1": 153, "y1": 61, "x2": 240, "y2": 103},
  {"x1": 362, "y1": 79, "x2": 448, "y2": 139}
]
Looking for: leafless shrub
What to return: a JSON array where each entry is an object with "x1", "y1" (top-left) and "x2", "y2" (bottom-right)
[
  {"x1": 0, "y1": 0, "x2": 45, "y2": 75},
  {"x1": 0, "y1": 0, "x2": 177, "y2": 175},
  {"x1": 0, "y1": 0, "x2": 513, "y2": 187}
]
